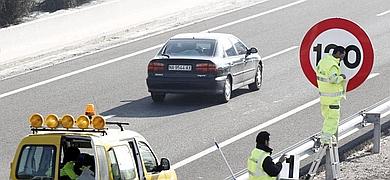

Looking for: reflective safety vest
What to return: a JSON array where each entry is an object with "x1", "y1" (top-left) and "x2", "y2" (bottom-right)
[
  {"x1": 316, "y1": 55, "x2": 345, "y2": 105},
  {"x1": 60, "y1": 161, "x2": 79, "y2": 180},
  {"x1": 247, "y1": 148, "x2": 276, "y2": 180}
]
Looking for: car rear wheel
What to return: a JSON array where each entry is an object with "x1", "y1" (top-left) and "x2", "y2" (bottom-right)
[
  {"x1": 248, "y1": 63, "x2": 263, "y2": 91},
  {"x1": 218, "y1": 77, "x2": 231, "y2": 103},
  {"x1": 151, "y1": 92, "x2": 166, "y2": 102}
]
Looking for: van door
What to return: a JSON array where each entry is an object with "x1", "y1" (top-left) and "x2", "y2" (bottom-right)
[
  {"x1": 94, "y1": 145, "x2": 109, "y2": 180},
  {"x1": 136, "y1": 141, "x2": 161, "y2": 180},
  {"x1": 128, "y1": 139, "x2": 145, "y2": 180},
  {"x1": 136, "y1": 141, "x2": 177, "y2": 180},
  {"x1": 107, "y1": 144, "x2": 139, "y2": 180}
]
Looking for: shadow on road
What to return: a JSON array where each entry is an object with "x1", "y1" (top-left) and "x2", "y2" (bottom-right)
[{"x1": 101, "y1": 88, "x2": 255, "y2": 118}]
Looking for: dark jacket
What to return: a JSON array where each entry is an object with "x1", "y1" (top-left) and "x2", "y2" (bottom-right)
[{"x1": 256, "y1": 144, "x2": 283, "y2": 177}]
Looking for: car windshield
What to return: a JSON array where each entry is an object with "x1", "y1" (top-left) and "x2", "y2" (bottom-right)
[{"x1": 163, "y1": 39, "x2": 216, "y2": 57}]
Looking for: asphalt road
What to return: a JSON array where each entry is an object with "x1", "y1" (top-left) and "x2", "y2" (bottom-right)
[{"x1": 1, "y1": 0, "x2": 390, "y2": 179}]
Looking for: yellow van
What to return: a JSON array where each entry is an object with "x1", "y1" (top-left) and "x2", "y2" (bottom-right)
[{"x1": 9, "y1": 104, "x2": 177, "y2": 180}]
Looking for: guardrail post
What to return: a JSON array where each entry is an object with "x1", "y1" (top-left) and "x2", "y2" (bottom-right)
[{"x1": 363, "y1": 113, "x2": 381, "y2": 154}]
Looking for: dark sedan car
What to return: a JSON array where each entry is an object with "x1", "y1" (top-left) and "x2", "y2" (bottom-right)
[{"x1": 146, "y1": 33, "x2": 263, "y2": 103}]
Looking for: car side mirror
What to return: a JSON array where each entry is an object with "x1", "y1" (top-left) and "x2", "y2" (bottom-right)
[
  {"x1": 249, "y1": 47, "x2": 258, "y2": 54},
  {"x1": 160, "y1": 158, "x2": 171, "y2": 171},
  {"x1": 246, "y1": 47, "x2": 258, "y2": 57}
]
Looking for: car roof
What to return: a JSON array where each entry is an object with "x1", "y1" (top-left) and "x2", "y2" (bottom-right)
[{"x1": 170, "y1": 33, "x2": 236, "y2": 41}]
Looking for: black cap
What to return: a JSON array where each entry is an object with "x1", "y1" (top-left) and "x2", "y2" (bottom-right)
[
  {"x1": 256, "y1": 131, "x2": 270, "y2": 144},
  {"x1": 332, "y1": 45, "x2": 346, "y2": 55},
  {"x1": 64, "y1": 146, "x2": 80, "y2": 162}
]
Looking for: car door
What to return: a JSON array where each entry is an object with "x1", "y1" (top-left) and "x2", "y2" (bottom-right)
[
  {"x1": 219, "y1": 38, "x2": 244, "y2": 86},
  {"x1": 231, "y1": 37, "x2": 256, "y2": 84}
]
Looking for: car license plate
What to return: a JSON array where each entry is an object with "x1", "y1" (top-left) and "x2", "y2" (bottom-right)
[{"x1": 168, "y1": 65, "x2": 192, "y2": 71}]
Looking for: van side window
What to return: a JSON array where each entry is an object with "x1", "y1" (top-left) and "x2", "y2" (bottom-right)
[
  {"x1": 59, "y1": 137, "x2": 95, "y2": 179},
  {"x1": 16, "y1": 145, "x2": 56, "y2": 179},
  {"x1": 138, "y1": 142, "x2": 158, "y2": 173},
  {"x1": 108, "y1": 145, "x2": 138, "y2": 180},
  {"x1": 108, "y1": 149, "x2": 121, "y2": 180}
]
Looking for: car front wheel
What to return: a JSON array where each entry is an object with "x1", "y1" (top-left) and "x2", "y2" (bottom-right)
[{"x1": 248, "y1": 63, "x2": 263, "y2": 91}]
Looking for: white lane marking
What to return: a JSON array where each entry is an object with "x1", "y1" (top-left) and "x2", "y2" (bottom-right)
[
  {"x1": 203, "y1": 0, "x2": 307, "y2": 32},
  {"x1": 172, "y1": 73, "x2": 380, "y2": 170},
  {"x1": 99, "y1": 46, "x2": 297, "y2": 120},
  {"x1": 172, "y1": 99, "x2": 319, "y2": 170},
  {"x1": 377, "y1": 9, "x2": 390, "y2": 16},
  {"x1": 239, "y1": 106, "x2": 390, "y2": 180},
  {"x1": 368, "y1": 73, "x2": 380, "y2": 79},
  {"x1": 1, "y1": 0, "x2": 272, "y2": 81},
  {"x1": 0, "y1": 1, "x2": 308, "y2": 99},
  {"x1": 382, "y1": 110, "x2": 390, "y2": 118},
  {"x1": 0, "y1": 44, "x2": 296, "y2": 100},
  {"x1": 103, "y1": 115, "x2": 116, "y2": 120},
  {"x1": 263, "y1": 46, "x2": 298, "y2": 60},
  {"x1": 0, "y1": 45, "x2": 162, "y2": 99}
]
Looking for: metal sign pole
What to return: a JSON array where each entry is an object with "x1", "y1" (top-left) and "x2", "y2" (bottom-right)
[{"x1": 214, "y1": 139, "x2": 236, "y2": 180}]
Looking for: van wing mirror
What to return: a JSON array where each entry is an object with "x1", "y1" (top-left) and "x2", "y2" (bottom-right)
[{"x1": 160, "y1": 158, "x2": 171, "y2": 171}]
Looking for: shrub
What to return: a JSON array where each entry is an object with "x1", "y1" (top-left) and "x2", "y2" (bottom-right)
[
  {"x1": 38, "y1": 0, "x2": 91, "y2": 12},
  {"x1": 0, "y1": 0, "x2": 34, "y2": 27},
  {"x1": 0, "y1": 0, "x2": 92, "y2": 28}
]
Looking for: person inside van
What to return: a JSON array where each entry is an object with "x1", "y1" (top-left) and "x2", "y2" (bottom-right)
[{"x1": 60, "y1": 146, "x2": 80, "y2": 180}]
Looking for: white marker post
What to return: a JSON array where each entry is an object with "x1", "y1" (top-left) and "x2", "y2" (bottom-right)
[{"x1": 214, "y1": 138, "x2": 236, "y2": 180}]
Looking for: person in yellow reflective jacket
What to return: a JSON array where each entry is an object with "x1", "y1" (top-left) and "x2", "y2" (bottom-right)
[
  {"x1": 316, "y1": 46, "x2": 346, "y2": 144},
  {"x1": 60, "y1": 147, "x2": 80, "y2": 180},
  {"x1": 247, "y1": 131, "x2": 286, "y2": 180}
]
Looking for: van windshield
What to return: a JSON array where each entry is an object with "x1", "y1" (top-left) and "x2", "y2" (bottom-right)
[
  {"x1": 162, "y1": 39, "x2": 216, "y2": 57},
  {"x1": 16, "y1": 145, "x2": 56, "y2": 180}
]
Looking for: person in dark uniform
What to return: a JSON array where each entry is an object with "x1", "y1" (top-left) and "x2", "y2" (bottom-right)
[{"x1": 247, "y1": 131, "x2": 286, "y2": 180}]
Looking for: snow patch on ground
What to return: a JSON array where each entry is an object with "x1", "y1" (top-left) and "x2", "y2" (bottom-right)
[{"x1": 0, "y1": 0, "x2": 264, "y2": 80}]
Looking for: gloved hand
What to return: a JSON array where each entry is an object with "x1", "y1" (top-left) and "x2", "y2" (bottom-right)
[{"x1": 278, "y1": 154, "x2": 287, "y2": 163}]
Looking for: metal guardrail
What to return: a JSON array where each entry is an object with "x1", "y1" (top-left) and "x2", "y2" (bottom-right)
[{"x1": 227, "y1": 96, "x2": 390, "y2": 180}]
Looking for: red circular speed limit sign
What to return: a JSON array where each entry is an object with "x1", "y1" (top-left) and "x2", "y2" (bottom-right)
[{"x1": 300, "y1": 18, "x2": 374, "y2": 92}]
